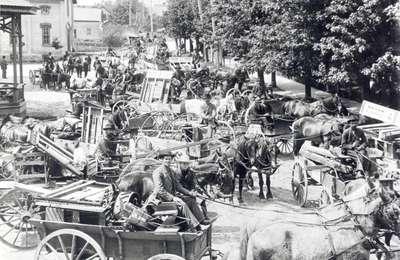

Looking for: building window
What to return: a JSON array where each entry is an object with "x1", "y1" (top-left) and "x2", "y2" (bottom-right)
[
  {"x1": 40, "y1": 5, "x2": 50, "y2": 15},
  {"x1": 74, "y1": 29, "x2": 77, "y2": 39},
  {"x1": 87, "y1": 28, "x2": 91, "y2": 36},
  {"x1": 40, "y1": 23, "x2": 51, "y2": 46}
]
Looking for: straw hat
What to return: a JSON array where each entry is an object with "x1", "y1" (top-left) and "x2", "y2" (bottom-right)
[{"x1": 176, "y1": 153, "x2": 191, "y2": 163}]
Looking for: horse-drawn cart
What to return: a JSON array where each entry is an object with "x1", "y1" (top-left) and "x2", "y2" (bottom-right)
[
  {"x1": 291, "y1": 142, "x2": 369, "y2": 207},
  {"x1": 27, "y1": 179, "x2": 217, "y2": 260}
]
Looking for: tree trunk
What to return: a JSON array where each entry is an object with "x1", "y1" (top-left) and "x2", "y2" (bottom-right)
[
  {"x1": 257, "y1": 66, "x2": 266, "y2": 94},
  {"x1": 189, "y1": 38, "x2": 194, "y2": 53},
  {"x1": 175, "y1": 38, "x2": 179, "y2": 56},
  {"x1": 271, "y1": 71, "x2": 277, "y2": 88}
]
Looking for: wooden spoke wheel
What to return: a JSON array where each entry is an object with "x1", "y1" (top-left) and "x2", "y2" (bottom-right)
[
  {"x1": 29, "y1": 70, "x2": 35, "y2": 85},
  {"x1": 0, "y1": 189, "x2": 44, "y2": 249},
  {"x1": 147, "y1": 254, "x2": 186, "y2": 260},
  {"x1": 291, "y1": 162, "x2": 308, "y2": 207},
  {"x1": 276, "y1": 137, "x2": 294, "y2": 155},
  {"x1": 319, "y1": 188, "x2": 333, "y2": 208},
  {"x1": 34, "y1": 229, "x2": 106, "y2": 260}
]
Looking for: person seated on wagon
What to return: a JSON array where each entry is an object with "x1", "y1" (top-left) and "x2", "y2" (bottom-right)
[
  {"x1": 341, "y1": 123, "x2": 369, "y2": 175},
  {"x1": 174, "y1": 153, "x2": 210, "y2": 220},
  {"x1": 248, "y1": 95, "x2": 274, "y2": 131},
  {"x1": 149, "y1": 153, "x2": 210, "y2": 231},
  {"x1": 200, "y1": 93, "x2": 217, "y2": 138},
  {"x1": 95, "y1": 121, "x2": 118, "y2": 161}
]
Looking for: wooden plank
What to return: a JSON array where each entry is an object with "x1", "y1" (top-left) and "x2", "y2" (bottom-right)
[{"x1": 44, "y1": 180, "x2": 94, "y2": 198}]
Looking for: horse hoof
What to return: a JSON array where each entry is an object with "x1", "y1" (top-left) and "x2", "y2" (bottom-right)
[
  {"x1": 238, "y1": 198, "x2": 244, "y2": 204},
  {"x1": 267, "y1": 194, "x2": 273, "y2": 200},
  {"x1": 259, "y1": 193, "x2": 266, "y2": 200}
]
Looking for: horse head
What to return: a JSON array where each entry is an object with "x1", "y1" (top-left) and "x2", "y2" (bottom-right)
[
  {"x1": 244, "y1": 138, "x2": 258, "y2": 165},
  {"x1": 255, "y1": 138, "x2": 272, "y2": 168}
]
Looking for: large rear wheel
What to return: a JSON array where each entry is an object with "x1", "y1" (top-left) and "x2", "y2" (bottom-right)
[{"x1": 34, "y1": 229, "x2": 106, "y2": 260}]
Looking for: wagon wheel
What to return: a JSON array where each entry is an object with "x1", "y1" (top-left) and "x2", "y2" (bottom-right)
[
  {"x1": 34, "y1": 229, "x2": 106, "y2": 260},
  {"x1": 112, "y1": 100, "x2": 138, "y2": 129},
  {"x1": 291, "y1": 162, "x2": 308, "y2": 207},
  {"x1": 276, "y1": 137, "x2": 294, "y2": 156},
  {"x1": 0, "y1": 189, "x2": 44, "y2": 249},
  {"x1": 319, "y1": 188, "x2": 333, "y2": 208},
  {"x1": 29, "y1": 70, "x2": 35, "y2": 85},
  {"x1": 147, "y1": 254, "x2": 186, "y2": 260},
  {"x1": 225, "y1": 88, "x2": 241, "y2": 98},
  {"x1": 214, "y1": 120, "x2": 236, "y2": 144}
]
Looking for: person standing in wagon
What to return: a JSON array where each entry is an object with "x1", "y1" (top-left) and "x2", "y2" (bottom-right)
[{"x1": 1, "y1": 56, "x2": 7, "y2": 79}]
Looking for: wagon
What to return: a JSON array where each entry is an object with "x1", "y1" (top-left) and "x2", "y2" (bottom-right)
[
  {"x1": 29, "y1": 69, "x2": 42, "y2": 86},
  {"x1": 27, "y1": 180, "x2": 217, "y2": 260},
  {"x1": 30, "y1": 217, "x2": 215, "y2": 260},
  {"x1": 290, "y1": 141, "x2": 380, "y2": 207}
]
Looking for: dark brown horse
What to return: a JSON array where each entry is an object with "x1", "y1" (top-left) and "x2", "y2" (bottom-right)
[
  {"x1": 233, "y1": 137, "x2": 275, "y2": 203},
  {"x1": 292, "y1": 116, "x2": 344, "y2": 156}
]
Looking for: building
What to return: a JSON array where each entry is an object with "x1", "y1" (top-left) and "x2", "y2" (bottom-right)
[
  {"x1": 73, "y1": 6, "x2": 104, "y2": 43},
  {"x1": 0, "y1": 0, "x2": 75, "y2": 60}
]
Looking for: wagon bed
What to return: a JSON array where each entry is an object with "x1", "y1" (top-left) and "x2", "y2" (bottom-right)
[{"x1": 30, "y1": 212, "x2": 217, "y2": 260}]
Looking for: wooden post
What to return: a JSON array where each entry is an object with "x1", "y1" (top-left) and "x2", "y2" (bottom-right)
[
  {"x1": 11, "y1": 15, "x2": 18, "y2": 88},
  {"x1": 17, "y1": 15, "x2": 23, "y2": 84}
]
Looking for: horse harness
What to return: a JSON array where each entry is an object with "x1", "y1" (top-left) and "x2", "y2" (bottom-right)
[{"x1": 321, "y1": 197, "x2": 392, "y2": 259}]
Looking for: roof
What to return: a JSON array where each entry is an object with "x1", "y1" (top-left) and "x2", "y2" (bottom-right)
[
  {"x1": 74, "y1": 6, "x2": 102, "y2": 22},
  {"x1": 0, "y1": 0, "x2": 37, "y2": 15}
]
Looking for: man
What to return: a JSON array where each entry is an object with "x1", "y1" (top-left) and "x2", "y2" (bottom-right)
[
  {"x1": 150, "y1": 154, "x2": 209, "y2": 231},
  {"x1": 341, "y1": 123, "x2": 368, "y2": 174},
  {"x1": 1, "y1": 56, "x2": 7, "y2": 79},
  {"x1": 248, "y1": 96, "x2": 274, "y2": 131},
  {"x1": 200, "y1": 93, "x2": 217, "y2": 137},
  {"x1": 175, "y1": 153, "x2": 209, "y2": 219},
  {"x1": 95, "y1": 121, "x2": 118, "y2": 160},
  {"x1": 83, "y1": 57, "x2": 89, "y2": 78},
  {"x1": 234, "y1": 65, "x2": 250, "y2": 91}
]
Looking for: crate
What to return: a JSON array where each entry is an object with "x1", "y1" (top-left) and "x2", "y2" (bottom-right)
[{"x1": 14, "y1": 151, "x2": 48, "y2": 183}]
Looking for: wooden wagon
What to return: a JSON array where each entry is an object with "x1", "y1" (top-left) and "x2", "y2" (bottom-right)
[
  {"x1": 28, "y1": 180, "x2": 217, "y2": 260},
  {"x1": 291, "y1": 142, "x2": 365, "y2": 207},
  {"x1": 358, "y1": 101, "x2": 400, "y2": 178}
]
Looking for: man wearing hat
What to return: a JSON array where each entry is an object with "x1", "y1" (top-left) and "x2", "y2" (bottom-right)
[
  {"x1": 150, "y1": 154, "x2": 208, "y2": 231},
  {"x1": 95, "y1": 121, "x2": 118, "y2": 160},
  {"x1": 175, "y1": 153, "x2": 209, "y2": 221},
  {"x1": 200, "y1": 93, "x2": 217, "y2": 138},
  {"x1": 341, "y1": 123, "x2": 369, "y2": 174}
]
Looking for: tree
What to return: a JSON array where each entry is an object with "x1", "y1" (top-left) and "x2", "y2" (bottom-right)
[
  {"x1": 102, "y1": 24, "x2": 125, "y2": 47},
  {"x1": 162, "y1": 0, "x2": 197, "y2": 52},
  {"x1": 315, "y1": 0, "x2": 399, "y2": 101}
]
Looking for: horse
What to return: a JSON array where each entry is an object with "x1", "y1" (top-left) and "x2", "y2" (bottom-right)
[
  {"x1": 57, "y1": 72, "x2": 71, "y2": 89},
  {"x1": 292, "y1": 116, "x2": 344, "y2": 156},
  {"x1": 283, "y1": 94, "x2": 349, "y2": 118},
  {"x1": 233, "y1": 136, "x2": 275, "y2": 203},
  {"x1": 253, "y1": 139, "x2": 275, "y2": 200},
  {"x1": 235, "y1": 182, "x2": 400, "y2": 260}
]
